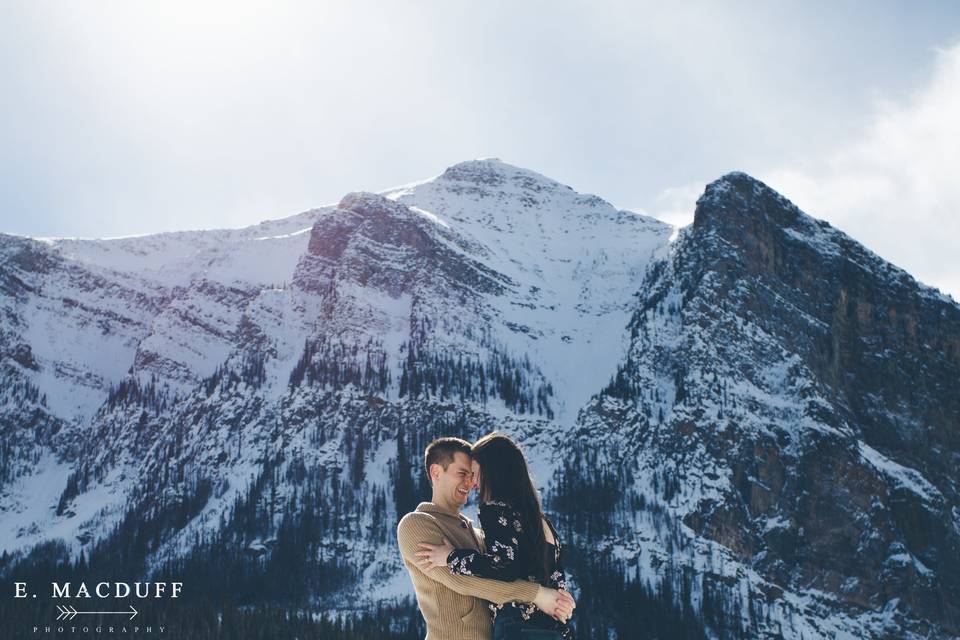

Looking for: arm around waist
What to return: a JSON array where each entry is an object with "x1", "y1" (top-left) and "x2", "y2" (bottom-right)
[{"x1": 397, "y1": 512, "x2": 541, "y2": 605}]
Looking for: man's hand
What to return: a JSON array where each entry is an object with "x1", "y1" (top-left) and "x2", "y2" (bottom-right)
[
  {"x1": 532, "y1": 586, "x2": 576, "y2": 623},
  {"x1": 416, "y1": 538, "x2": 455, "y2": 571}
]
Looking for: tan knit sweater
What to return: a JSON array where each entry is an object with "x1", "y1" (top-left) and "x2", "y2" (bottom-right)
[{"x1": 397, "y1": 501, "x2": 542, "y2": 640}]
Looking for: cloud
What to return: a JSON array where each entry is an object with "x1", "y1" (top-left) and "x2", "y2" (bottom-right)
[
  {"x1": 646, "y1": 182, "x2": 704, "y2": 229},
  {"x1": 651, "y1": 41, "x2": 960, "y2": 302}
]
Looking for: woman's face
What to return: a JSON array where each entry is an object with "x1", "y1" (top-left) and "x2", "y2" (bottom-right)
[{"x1": 470, "y1": 459, "x2": 482, "y2": 496}]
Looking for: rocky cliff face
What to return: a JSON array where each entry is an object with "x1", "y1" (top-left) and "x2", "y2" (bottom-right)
[
  {"x1": 579, "y1": 172, "x2": 960, "y2": 637},
  {"x1": 0, "y1": 162, "x2": 957, "y2": 639}
]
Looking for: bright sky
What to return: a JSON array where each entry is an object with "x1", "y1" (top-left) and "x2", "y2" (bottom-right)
[{"x1": 1, "y1": 1, "x2": 959, "y2": 299}]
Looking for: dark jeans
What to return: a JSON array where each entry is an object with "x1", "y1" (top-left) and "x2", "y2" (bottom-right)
[{"x1": 492, "y1": 606, "x2": 564, "y2": 640}]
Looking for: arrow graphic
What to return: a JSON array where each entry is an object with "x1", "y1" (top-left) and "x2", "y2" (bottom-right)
[{"x1": 56, "y1": 605, "x2": 138, "y2": 621}]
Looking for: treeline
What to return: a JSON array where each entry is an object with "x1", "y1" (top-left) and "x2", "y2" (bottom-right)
[
  {"x1": 105, "y1": 375, "x2": 172, "y2": 414},
  {"x1": 549, "y1": 450, "x2": 711, "y2": 638},
  {"x1": 285, "y1": 331, "x2": 555, "y2": 418},
  {"x1": 567, "y1": 550, "x2": 772, "y2": 640},
  {"x1": 600, "y1": 354, "x2": 644, "y2": 402},
  {"x1": 0, "y1": 374, "x2": 46, "y2": 407},
  {"x1": 289, "y1": 337, "x2": 390, "y2": 393},
  {"x1": 549, "y1": 445, "x2": 782, "y2": 639},
  {"x1": 162, "y1": 446, "x2": 402, "y2": 607},
  {"x1": 203, "y1": 352, "x2": 268, "y2": 395},
  {"x1": 2, "y1": 452, "x2": 426, "y2": 639},
  {"x1": 398, "y1": 342, "x2": 554, "y2": 418},
  {"x1": 81, "y1": 473, "x2": 215, "y2": 577},
  {"x1": 561, "y1": 547, "x2": 709, "y2": 640},
  {"x1": 55, "y1": 465, "x2": 93, "y2": 516},
  {"x1": 391, "y1": 425, "x2": 431, "y2": 519},
  {"x1": 600, "y1": 354, "x2": 738, "y2": 424},
  {"x1": 0, "y1": 369, "x2": 60, "y2": 488}
]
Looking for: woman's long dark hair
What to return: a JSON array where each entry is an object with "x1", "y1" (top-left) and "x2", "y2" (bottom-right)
[{"x1": 472, "y1": 432, "x2": 552, "y2": 582}]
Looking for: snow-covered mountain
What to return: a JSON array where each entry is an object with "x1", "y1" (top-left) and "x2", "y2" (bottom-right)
[{"x1": 1, "y1": 160, "x2": 957, "y2": 639}]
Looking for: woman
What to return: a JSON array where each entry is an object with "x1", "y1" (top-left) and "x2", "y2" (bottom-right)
[{"x1": 416, "y1": 432, "x2": 573, "y2": 640}]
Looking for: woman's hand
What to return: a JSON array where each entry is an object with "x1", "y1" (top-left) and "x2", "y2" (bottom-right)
[
  {"x1": 415, "y1": 538, "x2": 455, "y2": 571},
  {"x1": 533, "y1": 586, "x2": 576, "y2": 623}
]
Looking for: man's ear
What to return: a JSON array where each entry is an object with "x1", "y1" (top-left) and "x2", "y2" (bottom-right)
[{"x1": 428, "y1": 463, "x2": 440, "y2": 484}]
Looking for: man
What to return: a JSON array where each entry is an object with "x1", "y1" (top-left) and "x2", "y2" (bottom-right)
[{"x1": 397, "y1": 437, "x2": 575, "y2": 640}]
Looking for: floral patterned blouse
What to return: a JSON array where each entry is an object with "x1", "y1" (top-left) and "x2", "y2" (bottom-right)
[{"x1": 446, "y1": 501, "x2": 572, "y2": 639}]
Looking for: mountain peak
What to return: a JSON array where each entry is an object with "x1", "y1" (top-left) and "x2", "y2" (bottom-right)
[
  {"x1": 697, "y1": 171, "x2": 781, "y2": 210},
  {"x1": 437, "y1": 158, "x2": 571, "y2": 193},
  {"x1": 693, "y1": 171, "x2": 806, "y2": 235},
  {"x1": 337, "y1": 191, "x2": 405, "y2": 216},
  {"x1": 687, "y1": 171, "x2": 956, "y2": 306},
  {"x1": 712, "y1": 170, "x2": 756, "y2": 185}
]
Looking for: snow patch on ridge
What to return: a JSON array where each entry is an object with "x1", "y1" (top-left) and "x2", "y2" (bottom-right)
[{"x1": 859, "y1": 442, "x2": 943, "y2": 505}]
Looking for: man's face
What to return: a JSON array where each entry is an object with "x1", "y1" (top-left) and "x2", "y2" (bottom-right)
[
  {"x1": 433, "y1": 452, "x2": 475, "y2": 508},
  {"x1": 470, "y1": 459, "x2": 481, "y2": 494}
]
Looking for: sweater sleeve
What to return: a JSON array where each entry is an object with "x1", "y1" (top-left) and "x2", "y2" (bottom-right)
[
  {"x1": 446, "y1": 502, "x2": 523, "y2": 578},
  {"x1": 397, "y1": 512, "x2": 541, "y2": 605}
]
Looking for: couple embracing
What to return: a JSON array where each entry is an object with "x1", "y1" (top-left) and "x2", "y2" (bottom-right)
[{"x1": 397, "y1": 433, "x2": 575, "y2": 640}]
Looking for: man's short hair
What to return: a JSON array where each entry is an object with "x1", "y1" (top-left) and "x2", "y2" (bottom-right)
[{"x1": 424, "y1": 437, "x2": 472, "y2": 481}]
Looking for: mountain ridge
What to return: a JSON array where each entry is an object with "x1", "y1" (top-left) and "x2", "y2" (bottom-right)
[{"x1": 1, "y1": 160, "x2": 958, "y2": 639}]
